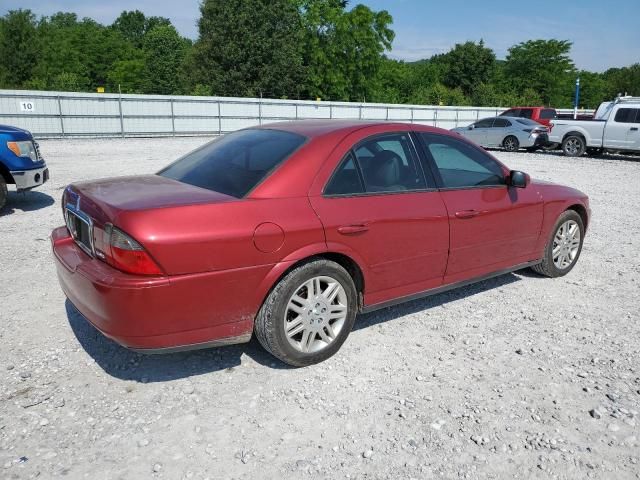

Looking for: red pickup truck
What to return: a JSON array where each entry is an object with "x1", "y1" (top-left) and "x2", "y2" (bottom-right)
[{"x1": 500, "y1": 107, "x2": 557, "y2": 126}]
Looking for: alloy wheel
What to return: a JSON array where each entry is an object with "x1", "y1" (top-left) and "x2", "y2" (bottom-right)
[
  {"x1": 552, "y1": 219, "x2": 581, "y2": 269},
  {"x1": 284, "y1": 276, "x2": 348, "y2": 354}
]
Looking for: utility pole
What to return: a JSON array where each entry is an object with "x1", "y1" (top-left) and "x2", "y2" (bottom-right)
[{"x1": 573, "y1": 77, "x2": 580, "y2": 120}]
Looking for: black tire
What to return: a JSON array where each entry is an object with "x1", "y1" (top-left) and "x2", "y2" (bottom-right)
[
  {"x1": 0, "y1": 175, "x2": 7, "y2": 211},
  {"x1": 562, "y1": 135, "x2": 586, "y2": 157},
  {"x1": 531, "y1": 210, "x2": 585, "y2": 278},
  {"x1": 502, "y1": 135, "x2": 520, "y2": 152},
  {"x1": 254, "y1": 259, "x2": 358, "y2": 367}
]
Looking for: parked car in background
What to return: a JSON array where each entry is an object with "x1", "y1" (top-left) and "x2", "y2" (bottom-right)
[
  {"x1": 500, "y1": 107, "x2": 557, "y2": 126},
  {"x1": 451, "y1": 116, "x2": 549, "y2": 152},
  {"x1": 0, "y1": 125, "x2": 49, "y2": 209},
  {"x1": 52, "y1": 120, "x2": 590, "y2": 367},
  {"x1": 549, "y1": 97, "x2": 640, "y2": 156}
]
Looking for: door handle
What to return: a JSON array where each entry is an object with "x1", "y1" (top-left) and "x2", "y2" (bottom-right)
[
  {"x1": 337, "y1": 224, "x2": 369, "y2": 235},
  {"x1": 455, "y1": 210, "x2": 479, "y2": 219},
  {"x1": 630, "y1": 127, "x2": 639, "y2": 131}
]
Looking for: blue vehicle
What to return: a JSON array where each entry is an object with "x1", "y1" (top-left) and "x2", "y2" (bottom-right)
[{"x1": 0, "y1": 125, "x2": 49, "y2": 209}]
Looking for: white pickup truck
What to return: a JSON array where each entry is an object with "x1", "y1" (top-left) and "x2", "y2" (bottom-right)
[{"x1": 549, "y1": 97, "x2": 640, "y2": 156}]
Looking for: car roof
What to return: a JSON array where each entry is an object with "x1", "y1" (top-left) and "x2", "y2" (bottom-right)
[{"x1": 254, "y1": 119, "x2": 442, "y2": 138}]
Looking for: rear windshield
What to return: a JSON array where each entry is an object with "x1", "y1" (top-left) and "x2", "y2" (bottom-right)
[{"x1": 158, "y1": 129, "x2": 306, "y2": 198}]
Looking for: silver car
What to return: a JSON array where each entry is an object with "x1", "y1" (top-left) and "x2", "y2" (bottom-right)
[{"x1": 451, "y1": 116, "x2": 549, "y2": 152}]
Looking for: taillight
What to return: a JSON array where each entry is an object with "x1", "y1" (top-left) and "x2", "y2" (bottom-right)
[{"x1": 100, "y1": 224, "x2": 163, "y2": 276}]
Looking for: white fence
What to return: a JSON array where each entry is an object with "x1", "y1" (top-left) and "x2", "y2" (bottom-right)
[{"x1": 0, "y1": 89, "x2": 586, "y2": 138}]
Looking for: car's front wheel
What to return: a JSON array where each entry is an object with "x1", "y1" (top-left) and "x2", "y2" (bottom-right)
[
  {"x1": 531, "y1": 210, "x2": 585, "y2": 278},
  {"x1": 254, "y1": 259, "x2": 358, "y2": 366}
]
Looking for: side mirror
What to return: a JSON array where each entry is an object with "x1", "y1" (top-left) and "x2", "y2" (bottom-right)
[{"x1": 509, "y1": 170, "x2": 530, "y2": 188}]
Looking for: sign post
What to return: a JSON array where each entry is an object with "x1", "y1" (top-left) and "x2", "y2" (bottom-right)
[{"x1": 573, "y1": 77, "x2": 581, "y2": 119}]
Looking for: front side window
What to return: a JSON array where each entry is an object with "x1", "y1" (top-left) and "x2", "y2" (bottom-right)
[
  {"x1": 420, "y1": 133, "x2": 506, "y2": 189},
  {"x1": 474, "y1": 118, "x2": 495, "y2": 128},
  {"x1": 614, "y1": 108, "x2": 640, "y2": 123},
  {"x1": 158, "y1": 129, "x2": 306, "y2": 198}
]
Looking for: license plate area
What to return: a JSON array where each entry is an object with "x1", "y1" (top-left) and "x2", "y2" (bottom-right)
[{"x1": 65, "y1": 206, "x2": 94, "y2": 257}]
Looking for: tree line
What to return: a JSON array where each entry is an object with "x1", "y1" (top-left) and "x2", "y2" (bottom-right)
[{"x1": 0, "y1": 0, "x2": 638, "y2": 108}]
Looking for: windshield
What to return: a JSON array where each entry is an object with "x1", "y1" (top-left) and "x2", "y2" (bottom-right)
[{"x1": 158, "y1": 129, "x2": 306, "y2": 198}]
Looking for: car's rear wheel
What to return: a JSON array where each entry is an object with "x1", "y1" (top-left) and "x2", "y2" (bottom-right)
[
  {"x1": 562, "y1": 135, "x2": 586, "y2": 156},
  {"x1": 503, "y1": 136, "x2": 520, "y2": 152},
  {"x1": 0, "y1": 176, "x2": 7, "y2": 210},
  {"x1": 531, "y1": 210, "x2": 584, "y2": 278},
  {"x1": 254, "y1": 259, "x2": 357, "y2": 366}
]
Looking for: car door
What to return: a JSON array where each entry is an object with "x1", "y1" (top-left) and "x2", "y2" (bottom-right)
[
  {"x1": 487, "y1": 118, "x2": 510, "y2": 147},
  {"x1": 309, "y1": 131, "x2": 450, "y2": 306},
  {"x1": 464, "y1": 118, "x2": 494, "y2": 146},
  {"x1": 416, "y1": 132, "x2": 543, "y2": 285},
  {"x1": 604, "y1": 107, "x2": 640, "y2": 150}
]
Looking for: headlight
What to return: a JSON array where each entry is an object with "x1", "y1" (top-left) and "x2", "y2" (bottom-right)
[{"x1": 7, "y1": 141, "x2": 38, "y2": 161}]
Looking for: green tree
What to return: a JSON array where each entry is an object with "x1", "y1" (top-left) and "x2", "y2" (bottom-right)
[
  {"x1": 111, "y1": 10, "x2": 171, "y2": 48},
  {"x1": 297, "y1": 0, "x2": 394, "y2": 101},
  {"x1": 0, "y1": 10, "x2": 39, "y2": 88},
  {"x1": 107, "y1": 57, "x2": 146, "y2": 93},
  {"x1": 440, "y1": 40, "x2": 495, "y2": 96},
  {"x1": 143, "y1": 25, "x2": 189, "y2": 94},
  {"x1": 191, "y1": 0, "x2": 305, "y2": 98},
  {"x1": 504, "y1": 39, "x2": 575, "y2": 106},
  {"x1": 603, "y1": 64, "x2": 640, "y2": 97}
]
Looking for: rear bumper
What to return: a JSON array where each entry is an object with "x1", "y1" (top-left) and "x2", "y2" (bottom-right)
[
  {"x1": 11, "y1": 165, "x2": 49, "y2": 191},
  {"x1": 51, "y1": 226, "x2": 258, "y2": 351}
]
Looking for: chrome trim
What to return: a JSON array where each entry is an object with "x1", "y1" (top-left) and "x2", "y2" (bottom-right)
[
  {"x1": 65, "y1": 203, "x2": 95, "y2": 257},
  {"x1": 130, "y1": 332, "x2": 253, "y2": 354}
]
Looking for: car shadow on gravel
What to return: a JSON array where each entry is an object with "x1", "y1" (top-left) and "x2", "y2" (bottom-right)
[
  {"x1": 65, "y1": 300, "x2": 290, "y2": 382},
  {"x1": 355, "y1": 272, "x2": 522, "y2": 330},
  {"x1": 1, "y1": 191, "x2": 54, "y2": 215}
]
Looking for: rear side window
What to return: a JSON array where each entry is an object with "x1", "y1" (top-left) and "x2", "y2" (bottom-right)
[
  {"x1": 519, "y1": 109, "x2": 533, "y2": 119},
  {"x1": 420, "y1": 133, "x2": 505, "y2": 189},
  {"x1": 501, "y1": 109, "x2": 519, "y2": 117},
  {"x1": 355, "y1": 134, "x2": 427, "y2": 193},
  {"x1": 158, "y1": 129, "x2": 306, "y2": 198},
  {"x1": 614, "y1": 108, "x2": 640, "y2": 123},
  {"x1": 540, "y1": 109, "x2": 556, "y2": 119},
  {"x1": 324, "y1": 153, "x2": 364, "y2": 196},
  {"x1": 516, "y1": 118, "x2": 539, "y2": 126},
  {"x1": 493, "y1": 118, "x2": 510, "y2": 128}
]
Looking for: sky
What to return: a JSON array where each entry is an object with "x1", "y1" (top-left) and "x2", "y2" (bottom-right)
[{"x1": 2, "y1": 0, "x2": 639, "y2": 72}]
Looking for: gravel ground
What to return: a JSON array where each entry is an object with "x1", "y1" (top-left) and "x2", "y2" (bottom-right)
[{"x1": 1, "y1": 137, "x2": 639, "y2": 480}]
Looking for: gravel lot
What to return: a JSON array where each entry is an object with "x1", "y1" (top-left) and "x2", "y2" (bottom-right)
[{"x1": 1, "y1": 137, "x2": 639, "y2": 479}]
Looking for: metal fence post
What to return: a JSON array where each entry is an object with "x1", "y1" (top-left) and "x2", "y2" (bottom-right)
[
  {"x1": 329, "y1": 104, "x2": 333, "y2": 119},
  {"x1": 118, "y1": 93, "x2": 125, "y2": 138},
  {"x1": 386, "y1": 107, "x2": 389, "y2": 121},
  {"x1": 410, "y1": 108, "x2": 414, "y2": 123},
  {"x1": 455, "y1": 109, "x2": 459, "y2": 128},
  {"x1": 57, "y1": 96, "x2": 65, "y2": 137},
  {"x1": 359, "y1": 104, "x2": 363, "y2": 120},
  {"x1": 258, "y1": 97, "x2": 262, "y2": 125},
  {"x1": 433, "y1": 108, "x2": 438, "y2": 127},
  {"x1": 217, "y1": 101, "x2": 222, "y2": 135},
  {"x1": 170, "y1": 99, "x2": 175, "y2": 136},
  {"x1": 295, "y1": 103, "x2": 298, "y2": 120}
]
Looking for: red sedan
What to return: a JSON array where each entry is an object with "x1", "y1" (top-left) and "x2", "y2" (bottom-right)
[{"x1": 52, "y1": 121, "x2": 590, "y2": 366}]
